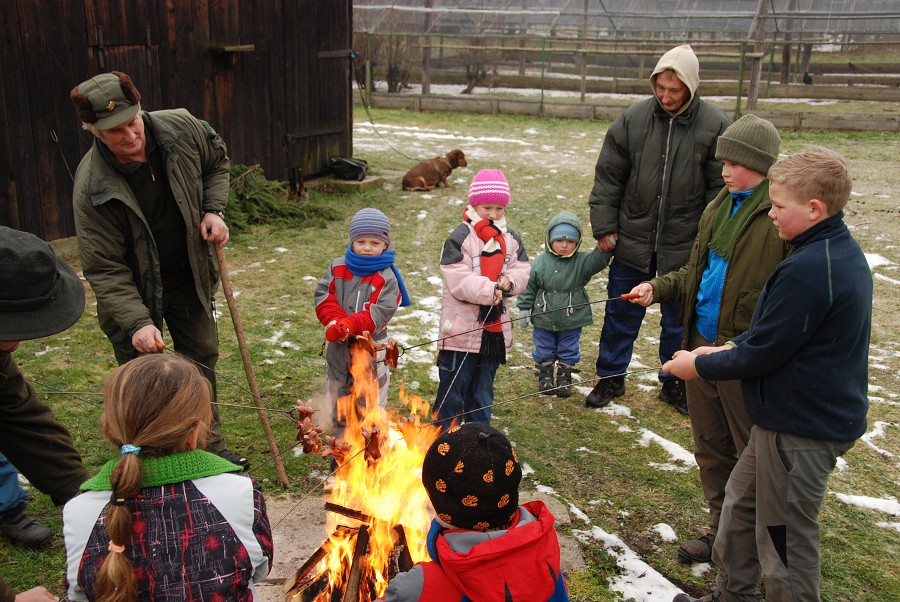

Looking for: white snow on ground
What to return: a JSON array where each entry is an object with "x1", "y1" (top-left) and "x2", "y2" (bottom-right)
[
  {"x1": 831, "y1": 493, "x2": 900, "y2": 517},
  {"x1": 877, "y1": 522, "x2": 900, "y2": 533},
  {"x1": 637, "y1": 428, "x2": 697, "y2": 472},
  {"x1": 859, "y1": 421, "x2": 899, "y2": 459},
  {"x1": 573, "y1": 525, "x2": 687, "y2": 601},
  {"x1": 652, "y1": 523, "x2": 678, "y2": 543},
  {"x1": 875, "y1": 272, "x2": 900, "y2": 285},
  {"x1": 865, "y1": 253, "x2": 893, "y2": 269}
]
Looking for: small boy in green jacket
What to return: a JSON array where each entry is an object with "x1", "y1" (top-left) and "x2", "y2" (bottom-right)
[{"x1": 518, "y1": 211, "x2": 611, "y2": 399}]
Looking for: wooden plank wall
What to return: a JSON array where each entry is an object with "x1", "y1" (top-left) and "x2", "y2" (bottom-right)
[{"x1": 0, "y1": 0, "x2": 353, "y2": 241}]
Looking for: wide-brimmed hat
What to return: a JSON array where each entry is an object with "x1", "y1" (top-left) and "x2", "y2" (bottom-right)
[{"x1": 0, "y1": 227, "x2": 85, "y2": 341}]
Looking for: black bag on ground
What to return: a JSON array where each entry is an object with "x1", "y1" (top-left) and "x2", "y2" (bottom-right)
[{"x1": 328, "y1": 156, "x2": 368, "y2": 181}]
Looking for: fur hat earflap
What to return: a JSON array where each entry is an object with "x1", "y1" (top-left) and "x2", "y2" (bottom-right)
[{"x1": 70, "y1": 71, "x2": 142, "y2": 130}]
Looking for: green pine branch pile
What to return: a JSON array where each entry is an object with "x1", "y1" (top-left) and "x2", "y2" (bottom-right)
[{"x1": 226, "y1": 164, "x2": 338, "y2": 231}]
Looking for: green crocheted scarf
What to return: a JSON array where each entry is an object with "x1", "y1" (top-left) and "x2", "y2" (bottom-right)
[{"x1": 81, "y1": 449, "x2": 243, "y2": 491}]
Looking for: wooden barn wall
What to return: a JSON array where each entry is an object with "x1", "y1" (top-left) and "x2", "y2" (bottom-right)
[{"x1": 0, "y1": 0, "x2": 352, "y2": 241}]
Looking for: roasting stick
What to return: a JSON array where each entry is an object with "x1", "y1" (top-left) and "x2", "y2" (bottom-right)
[
  {"x1": 392, "y1": 291, "x2": 643, "y2": 358},
  {"x1": 216, "y1": 245, "x2": 291, "y2": 488}
]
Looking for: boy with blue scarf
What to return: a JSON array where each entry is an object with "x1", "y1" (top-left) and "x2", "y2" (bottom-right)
[{"x1": 315, "y1": 208, "x2": 411, "y2": 438}]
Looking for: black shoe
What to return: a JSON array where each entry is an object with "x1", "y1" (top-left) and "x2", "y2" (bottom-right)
[
  {"x1": 585, "y1": 375, "x2": 625, "y2": 408},
  {"x1": 218, "y1": 449, "x2": 251, "y2": 471},
  {"x1": 673, "y1": 595, "x2": 718, "y2": 602},
  {"x1": 536, "y1": 362, "x2": 555, "y2": 395},
  {"x1": 659, "y1": 379, "x2": 688, "y2": 415},
  {"x1": 0, "y1": 504, "x2": 53, "y2": 549}
]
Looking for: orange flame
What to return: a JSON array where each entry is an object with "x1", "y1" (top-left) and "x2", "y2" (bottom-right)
[{"x1": 309, "y1": 344, "x2": 441, "y2": 600}]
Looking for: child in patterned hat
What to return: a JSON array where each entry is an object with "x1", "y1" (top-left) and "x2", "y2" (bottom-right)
[
  {"x1": 381, "y1": 422, "x2": 570, "y2": 601},
  {"x1": 314, "y1": 208, "x2": 411, "y2": 440},
  {"x1": 434, "y1": 169, "x2": 531, "y2": 431}
]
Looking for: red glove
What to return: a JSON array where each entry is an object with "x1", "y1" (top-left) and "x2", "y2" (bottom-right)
[{"x1": 325, "y1": 319, "x2": 351, "y2": 343}]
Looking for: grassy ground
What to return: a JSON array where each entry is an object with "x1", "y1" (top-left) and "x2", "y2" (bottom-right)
[{"x1": 3, "y1": 107, "x2": 899, "y2": 601}]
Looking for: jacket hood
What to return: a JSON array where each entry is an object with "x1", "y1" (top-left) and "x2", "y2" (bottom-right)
[
  {"x1": 433, "y1": 500, "x2": 563, "y2": 601},
  {"x1": 546, "y1": 211, "x2": 583, "y2": 257},
  {"x1": 650, "y1": 44, "x2": 700, "y2": 115}
]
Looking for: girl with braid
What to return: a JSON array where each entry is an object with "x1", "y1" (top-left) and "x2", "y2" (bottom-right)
[
  {"x1": 434, "y1": 169, "x2": 531, "y2": 431},
  {"x1": 62, "y1": 354, "x2": 272, "y2": 601}
]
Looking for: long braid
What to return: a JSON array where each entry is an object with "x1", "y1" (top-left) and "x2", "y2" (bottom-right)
[{"x1": 92, "y1": 354, "x2": 212, "y2": 602}]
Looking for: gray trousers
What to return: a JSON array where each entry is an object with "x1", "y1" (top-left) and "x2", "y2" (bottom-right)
[
  {"x1": 711, "y1": 426, "x2": 854, "y2": 602},
  {"x1": 685, "y1": 327, "x2": 753, "y2": 535}
]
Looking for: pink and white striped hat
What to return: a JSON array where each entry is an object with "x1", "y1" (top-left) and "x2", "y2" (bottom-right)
[{"x1": 468, "y1": 169, "x2": 510, "y2": 207}]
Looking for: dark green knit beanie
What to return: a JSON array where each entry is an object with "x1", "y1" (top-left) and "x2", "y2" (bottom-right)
[{"x1": 715, "y1": 114, "x2": 781, "y2": 175}]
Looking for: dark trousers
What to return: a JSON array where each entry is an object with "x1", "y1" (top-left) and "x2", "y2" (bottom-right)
[
  {"x1": 434, "y1": 350, "x2": 498, "y2": 431},
  {"x1": 102, "y1": 283, "x2": 224, "y2": 452},
  {"x1": 596, "y1": 258, "x2": 683, "y2": 381}
]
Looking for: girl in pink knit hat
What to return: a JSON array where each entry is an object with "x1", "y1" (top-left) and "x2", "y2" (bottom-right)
[{"x1": 433, "y1": 169, "x2": 531, "y2": 431}]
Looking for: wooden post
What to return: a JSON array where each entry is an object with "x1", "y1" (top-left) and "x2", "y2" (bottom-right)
[
  {"x1": 746, "y1": 0, "x2": 768, "y2": 110},
  {"x1": 215, "y1": 245, "x2": 290, "y2": 488},
  {"x1": 422, "y1": 0, "x2": 432, "y2": 95}
]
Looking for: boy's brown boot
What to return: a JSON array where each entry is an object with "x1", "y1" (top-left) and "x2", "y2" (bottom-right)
[
  {"x1": 555, "y1": 362, "x2": 575, "y2": 397},
  {"x1": 536, "y1": 362, "x2": 555, "y2": 395},
  {"x1": 677, "y1": 532, "x2": 715, "y2": 564}
]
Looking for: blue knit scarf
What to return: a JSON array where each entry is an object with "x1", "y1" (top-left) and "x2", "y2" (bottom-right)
[{"x1": 344, "y1": 246, "x2": 411, "y2": 307}]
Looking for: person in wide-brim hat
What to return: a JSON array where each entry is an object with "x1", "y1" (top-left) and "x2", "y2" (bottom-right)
[{"x1": 0, "y1": 226, "x2": 85, "y2": 341}]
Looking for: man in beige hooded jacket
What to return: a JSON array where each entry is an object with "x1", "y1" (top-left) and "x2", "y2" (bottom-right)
[{"x1": 586, "y1": 45, "x2": 729, "y2": 416}]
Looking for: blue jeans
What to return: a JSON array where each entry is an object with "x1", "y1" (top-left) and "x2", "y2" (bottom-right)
[
  {"x1": 596, "y1": 258, "x2": 683, "y2": 381},
  {"x1": 433, "y1": 351, "x2": 499, "y2": 431},
  {"x1": 532, "y1": 327, "x2": 582, "y2": 365},
  {"x1": 0, "y1": 453, "x2": 27, "y2": 516}
]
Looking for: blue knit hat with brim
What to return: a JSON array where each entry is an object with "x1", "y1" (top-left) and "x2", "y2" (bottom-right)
[
  {"x1": 349, "y1": 208, "x2": 391, "y2": 245},
  {"x1": 549, "y1": 223, "x2": 580, "y2": 243}
]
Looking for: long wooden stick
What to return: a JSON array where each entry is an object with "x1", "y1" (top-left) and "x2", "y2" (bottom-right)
[{"x1": 216, "y1": 245, "x2": 290, "y2": 488}]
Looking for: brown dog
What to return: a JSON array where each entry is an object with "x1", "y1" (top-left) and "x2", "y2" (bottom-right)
[{"x1": 402, "y1": 149, "x2": 467, "y2": 191}]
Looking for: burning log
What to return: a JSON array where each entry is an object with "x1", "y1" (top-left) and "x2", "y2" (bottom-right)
[
  {"x1": 284, "y1": 503, "x2": 422, "y2": 602},
  {"x1": 342, "y1": 524, "x2": 371, "y2": 602},
  {"x1": 325, "y1": 502, "x2": 372, "y2": 524}
]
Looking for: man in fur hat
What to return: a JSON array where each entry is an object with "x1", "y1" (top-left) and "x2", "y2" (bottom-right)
[{"x1": 69, "y1": 72, "x2": 247, "y2": 470}]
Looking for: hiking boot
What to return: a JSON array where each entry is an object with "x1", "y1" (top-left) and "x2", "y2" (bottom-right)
[
  {"x1": 673, "y1": 595, "x2": 713, "y2": 602},
  {"x1": 678, "y1": 532, "x2": 715, "y2": 564},
  {"x1": 585, "y1": 375, "x2": 625, "y2": 408},
  {"x1": 659, "y1": 379, "x2": 689, "y2": 415},
  {"x1": 0, "y1": 504, "x2": 53, "y2": 549},
  {"x1": 555, "y1": 362, "x2": 576, "y2": 398},
  {"x1": 217, "y1": 448, "x2": 251, "y2": 471},
  {"x1": 536, "y1": 362, "x2": 555, "y2": 395}
]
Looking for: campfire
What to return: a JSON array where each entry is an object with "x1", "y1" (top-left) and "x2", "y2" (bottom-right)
[{"x1": 285, "y1": 342, "x2": 441, "y2": 602}]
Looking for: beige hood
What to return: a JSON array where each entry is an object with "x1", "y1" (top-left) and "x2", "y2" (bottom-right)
[{"x1": 650, "y1": 44, "x2": 700, "y2": 115}]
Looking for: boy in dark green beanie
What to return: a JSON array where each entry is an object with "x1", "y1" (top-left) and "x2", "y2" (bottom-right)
[{"x1": 626, "y1": 114, "x2": 787, "y2": 564}]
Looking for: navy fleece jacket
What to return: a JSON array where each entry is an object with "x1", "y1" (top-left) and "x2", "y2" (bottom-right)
[{"x1": 696, "y1": 212, "x2": 872, "y2": 442}]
